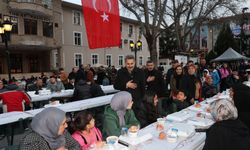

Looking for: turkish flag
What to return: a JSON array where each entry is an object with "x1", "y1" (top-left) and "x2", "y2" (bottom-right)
[{"x1": 82, "y1": 0, "x2": 121, "y2": 49}]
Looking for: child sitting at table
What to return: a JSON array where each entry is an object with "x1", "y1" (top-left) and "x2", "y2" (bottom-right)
[
  {"x1": 170, "y1": 90, "x2": 190, "y2": 112},
  {"x1": 70, "y1": 111, "x2": 104, "y2": 150}
]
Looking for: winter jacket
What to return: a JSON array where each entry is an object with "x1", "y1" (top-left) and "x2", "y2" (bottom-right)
[
  {"x1": 0, "y1": 84, "x2": 30, "y2": 112},
  {"x1": 102, "y1": 105, "x2": 140, "y2": 138},
  {"x1": 144, "y1": 69, "x2": 166, "y2": 97},
  {"x1": 114, "y1": 67, "x2": 145, "y2": 106},
  {"x1": 19, "y1": 130, "x2": 81, "y2": 150},
  {"x1": 170, "y1": 99, "x2": 190, "y2": 112},
  {"x1": 72, "y1": 127, "x2": 102, "y2": 150},
  {"x1": 203, "y1": 119, "x2": 250, "y2": 150},
  {"x1": 210, "y1": 70, "x2": 220, "y2": 87},
  {"x1": 73, "y1": 80, "x2": 104, "y2": 101},
  {"x1": 202, "y1": 83, "x2": 217, "y2": 99},
  {"x1": 170, "y1": 74, "x2": 185, "y2": 95},
  {"x1": 46, "y1": 81, "x2": 65, "y2": 92}
]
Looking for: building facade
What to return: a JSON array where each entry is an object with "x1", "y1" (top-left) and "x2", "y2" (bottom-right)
[
  {"x1": 0, "y1": 0, "x2": 153, "y2": 78},
  {"x1": 61, "y1": 2, "x2": 152, "y2": 72},
  {"x1": 186, "y1": 12, "x2": 250, "y2": 58},
  {"x1": 0, "y1": 0, "x2": 63, "y2": 78}
]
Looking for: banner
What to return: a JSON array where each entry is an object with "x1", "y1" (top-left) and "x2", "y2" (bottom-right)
[{"x1": 82, "y1": 0, "x2": 121, "y2": 49}]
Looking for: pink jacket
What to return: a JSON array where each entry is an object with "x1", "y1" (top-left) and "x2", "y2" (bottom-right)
[
  {"x1": 219, "y1": 68, "x2": 230, "y2": 79},
  {"x1": 72, "y1": 127, "x2": 102, "y2": 150}
]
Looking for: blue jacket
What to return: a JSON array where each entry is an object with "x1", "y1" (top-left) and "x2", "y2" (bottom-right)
[{"x1": 210, "y1": 70, "x2": 220, "y2": 86}]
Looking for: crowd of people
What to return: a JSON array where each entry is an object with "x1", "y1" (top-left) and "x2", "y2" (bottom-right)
[{"x1": 1, "y1": 55, "x2": 250, "y2": 150}]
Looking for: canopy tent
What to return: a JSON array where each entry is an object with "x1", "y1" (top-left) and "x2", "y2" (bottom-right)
[{"x1": 211, "y1": 47, "x2": 250, "y2": 62}]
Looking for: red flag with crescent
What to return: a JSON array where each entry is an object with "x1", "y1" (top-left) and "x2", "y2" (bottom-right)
[{"x1": 81, "y1": 0, "x2": 121, "y2": 49}]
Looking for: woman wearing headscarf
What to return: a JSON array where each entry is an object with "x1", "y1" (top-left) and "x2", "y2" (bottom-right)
[
  {"x1": 230, "y1": 83, "x2": 250, "y2": 129},
  {"x1": 102, "y1": 91, "x2": 140, "y2": 138},
  {"x1": 19, "y1": 107, "x2": 81, "y2": 150},
  {"x1": 203, "y1": 99, "x2": 250, "y2": 150}
]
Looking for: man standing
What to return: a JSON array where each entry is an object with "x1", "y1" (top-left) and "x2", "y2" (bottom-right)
[
  {"x1": 145, "y1": 60, "x2": 165, "y2": 97},
  {"x1": 114, "y1": 55, "x2": 145, "y2": 113}
]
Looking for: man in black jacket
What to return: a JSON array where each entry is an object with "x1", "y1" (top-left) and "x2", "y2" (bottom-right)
[
  {"x1": 145, "y1": 60, "x2": 165, "y2": 97},
  {"x1": 114, "y1": 55, "x2": 145, "y2": 114}
]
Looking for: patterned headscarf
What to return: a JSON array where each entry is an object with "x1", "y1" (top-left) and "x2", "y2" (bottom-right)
[
  {"x1": 31, "y1": 107, "x2": 66, "y2": 150},
  {"x1": 210, "y1": 98, "x2": 238, "y2": 122},
  {"x1": 110, "y1": 91, "x2": 132, "y2": 126}
]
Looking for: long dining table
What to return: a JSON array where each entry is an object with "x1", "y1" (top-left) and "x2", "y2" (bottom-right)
[
  {"x1": 26, "y1": 85, "x2": 119, "y2": 102},
  {"x1": 1, "y1": 91, "x2": 231, "y2": 149},
  {"x1": 0, "y1": 94, "x2": 115, "y2": 125}
]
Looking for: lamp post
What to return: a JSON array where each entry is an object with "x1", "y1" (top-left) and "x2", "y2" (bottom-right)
[
  {"x1": 240, "y1": 7, "x2": 249, "y2": 54},
  {"x1": 129, "y1": 40, "x2": 142, "y2": 66},
  {"x1": 0, "y1": 20, "x2": 13, "y2": 82},
  {"x1": 209, "y1": 27, "x2": 214, "y2": 52}
]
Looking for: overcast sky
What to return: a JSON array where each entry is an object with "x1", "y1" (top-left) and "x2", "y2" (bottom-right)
[{"x1": 63, "y1": 0, "x2": 250, "y2": 18}]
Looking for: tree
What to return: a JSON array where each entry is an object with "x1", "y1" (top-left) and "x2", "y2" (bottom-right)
[
  {"x1": 119, "y1": 0, "x2": 246, "y2": 64},
  {"x1": 119, "y1": 0, "x2": 168, "y2": 65},
  {"x1": 159, "y1": 27, "x2": 178, "y2": 59},
  {"x1": 213, "y1": 23, "x2": 239, "y2": 56}
]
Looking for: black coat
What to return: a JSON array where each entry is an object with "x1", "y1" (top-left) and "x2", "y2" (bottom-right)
[
  {"x1": 75, "y1": 68, "x2": 86, "y2": 84},
  {"x1": 114, "y1": 67, "x2": 145, "y2": 106},
  {"x1": 232, "y1": 84, "x2": 250, "y2": 129},
  {"x1": 144, "y1": 69, "x2": 165, "y2": 97},
  {"x1": 73, "y1": 80, "x2": 104, "y2": 101},
  {"x1": 182, "y1": 75, "x2": 199, "y2": 102},
  {"x1": 203, "y1": 119, "x2": 250, "y2": 150}
]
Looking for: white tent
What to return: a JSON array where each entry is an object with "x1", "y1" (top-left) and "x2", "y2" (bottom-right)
[{"x1": 212, "y1": 47, "x2": 250, "y2": 62}]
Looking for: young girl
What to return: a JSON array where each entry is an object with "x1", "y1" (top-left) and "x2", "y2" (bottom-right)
[{"x1": 70, "y1": 111, "x2": 103, "y2": 150}]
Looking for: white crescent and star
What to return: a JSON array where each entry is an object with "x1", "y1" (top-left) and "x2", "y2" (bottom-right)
[{"x1": 92, "y1": 0, "x2": 112, "y2": 22}]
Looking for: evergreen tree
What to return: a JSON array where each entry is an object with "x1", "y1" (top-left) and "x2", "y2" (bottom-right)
[{"x1": 214, "y1": 23, "x2": 239, "y2": 56}]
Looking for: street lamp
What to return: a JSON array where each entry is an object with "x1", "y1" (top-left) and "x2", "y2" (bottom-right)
[
  {"x1": 240, "y1": 7, "x2": 249, "y2": 54},
  {"x1": 209, "y1": 28, "x2": 214, "y2": 52},
  {"x1": 0, "y1": 20, "x2": 13, "y2": 82},
  {"x1": 129, "y1": 40, "x2": 142, "y2": 66}
]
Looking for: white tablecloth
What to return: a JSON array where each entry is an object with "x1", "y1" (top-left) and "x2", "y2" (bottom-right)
[
  {"x1": 125, "y1": 94, "x2": 225, "y2": 150},
  {"x1": 0, "y1": 111, "x2": 32, "y2": 125},
  {"x1": 27, "y1": 85, "x2": 118, "y2": 102},
  {"x1": 1, "y1": 94, "x2": 114, "y2": 125},
  {"x1": 25, "y1": 94, "x2": 114, "y2": 116}
]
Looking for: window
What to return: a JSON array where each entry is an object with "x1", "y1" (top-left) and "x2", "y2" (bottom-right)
[
  {"x1": 29, "y1": 56, "x2": 39, "y2": 72},
  {"x1": 74, "y1": 32, "x2": 82, "y2": 46},
  {"x1": 139, "y1": 56, "x2": 143, "y2": 66},
  {"x1": 128, "y1": 25, "x2": 133, "y2": 37},
  {"x1": 10, "y1": 54, "x2": 23, "y2": 73},
  {"x1": 74, "y1": 54, "x2": 82, "y2": 67},
  {"x1": 24, "y1": 19, "x2": 37, "y2": 35},
  {"x1": 119, "y1": 39, "x2": 123, "y2": 48},
  {"x1": 42, "y1": 0, "x2": 52, "y2": 9},
  {"x1": 106, "y1": 54, "x2": 112, "y2": 66},
  {"x1": 91, "y1": 54, "x2": 99, "y2": 65},
  {"x1": 118, "y1": 55, "x2": 124, "y2": 66},
  {"x1": 11, "y1": 16, "x2": 18, "y2": 34},
  {"x1": 147, "y1": 56, "x2": 151, "y2": 61},
  {"x1": 73, "y1": 11, "x2": 81, "y2": 25},
  {"x1": 120, "y1": 23, "x2": 122, "y2": 32},
  {"x1": 43, "y1": 22, "x2": 53, "y2": 37},
  {"x1": 54, "y1": 52, "x2": 59, "y2": 68},
  {"x1": 139, "y1": 26, "x2": 143, "y2": 35}
]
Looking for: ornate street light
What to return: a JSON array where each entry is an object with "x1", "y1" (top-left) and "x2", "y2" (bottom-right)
[
  {"x1": 129, "y1": 40, "x2": 142, "y2": 66},
  {"x1": 0, "y1": 19, "x2": 13, "y2": 82}
]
